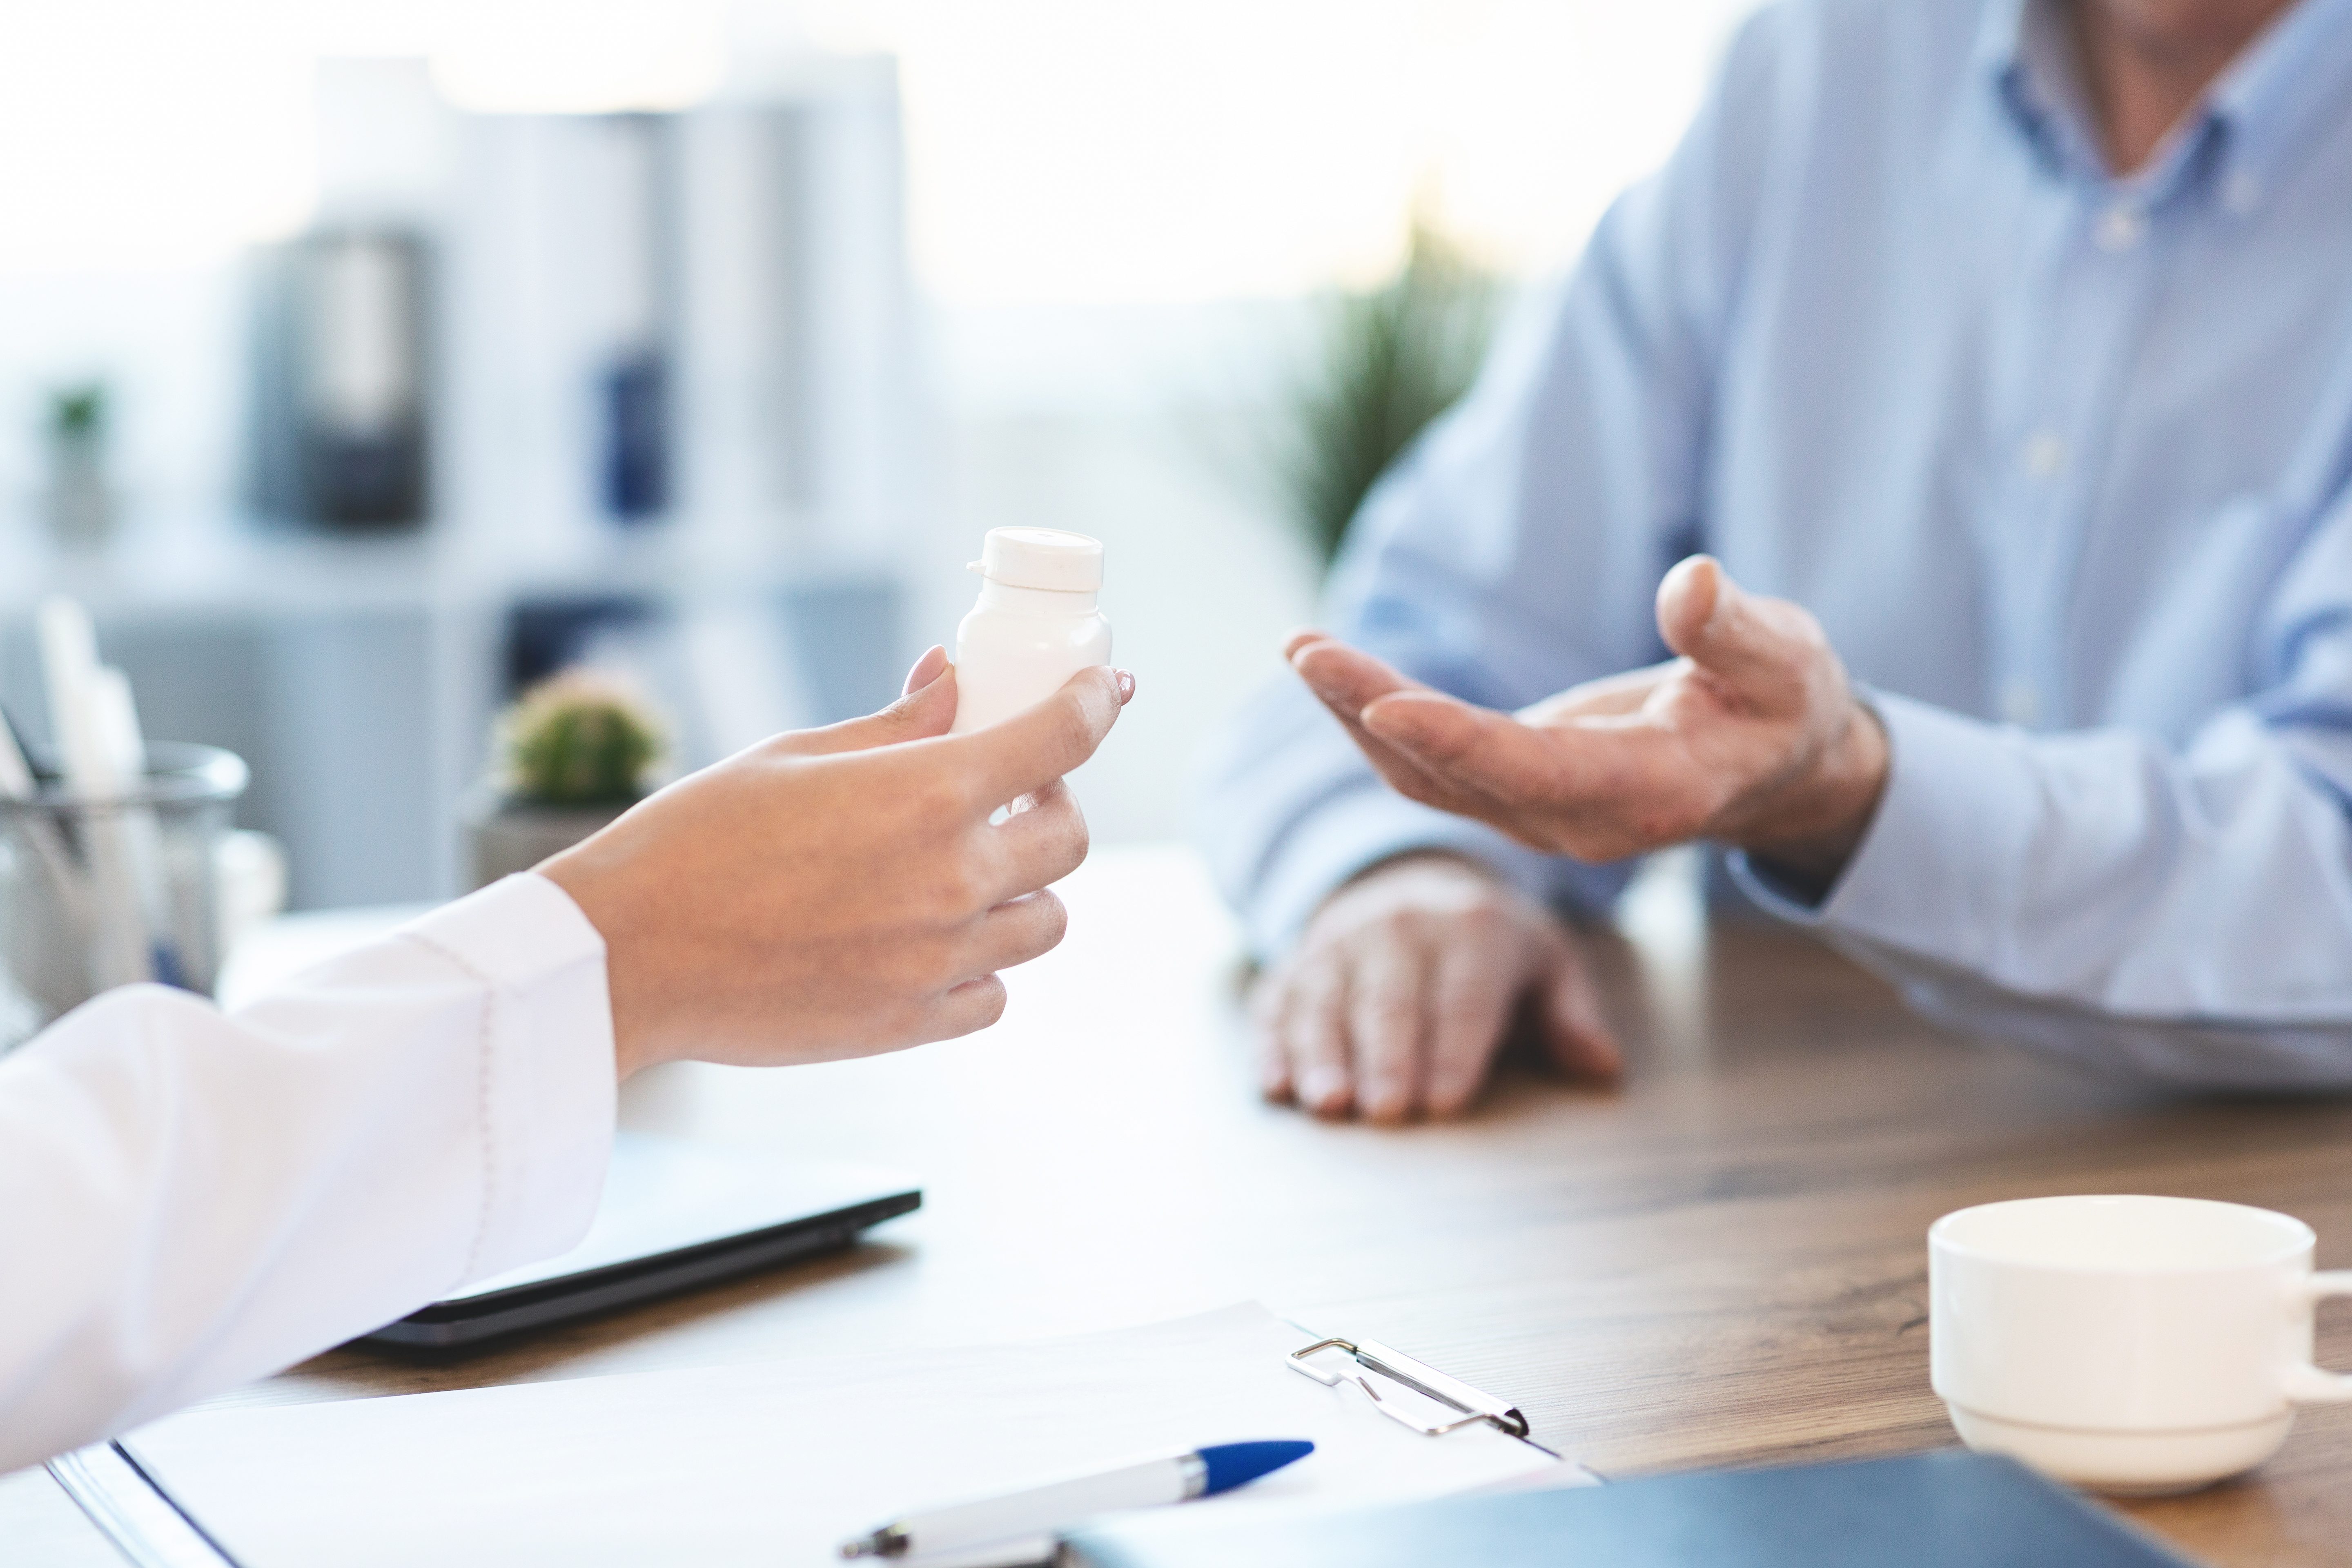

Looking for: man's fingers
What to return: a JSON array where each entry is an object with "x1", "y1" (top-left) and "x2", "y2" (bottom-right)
[
  {"x1": 1291, "y1": 958, "x2": 1356, "y2": 1118},
  {"x1": 1517, "y1": 660, "x2": 1678, "y2": 725},
  {"x1": 1360, "y1": 690, "x2": 1587, "y2": 805},
  {"x1": 1251, "y1": 973, "x2": 1297, "y2": 1102},
  {"x1": 1424, "y1": 939, "x2": 1519, "y2": 1117},
  {"x1": 766, "y1": 660, "x2": 958, "y2": 759},
  {"x1": 1347, "y1": 926, "x2": 1428, "y2": 1124},
  {"x1": 979, "y1": 780, "x2": 1091, "y2": 902},
  {"x1": 1290, "y1": 645, "x2": 1497, "y2": 816},
  {"x1": 1288, "y1": 638, "x2": 1427, "y2": 712},
  {"x1": 1537, "y1": 935, "x2": 1623, "y2": 1081},
  {"x1": 1324, "y1": 697, "x2": 1492, "y2": 814},
  {"x1": 954, "y1": 666, "x2": 1131, "y2": 807},
  {"x1": 1654, "y1": 556, "x2": 1818, "y2": 713}
]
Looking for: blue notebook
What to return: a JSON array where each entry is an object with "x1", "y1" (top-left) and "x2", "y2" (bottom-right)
[{"x1": 1059, "y1": 1450, "x2": 2195, "y2": 1568}]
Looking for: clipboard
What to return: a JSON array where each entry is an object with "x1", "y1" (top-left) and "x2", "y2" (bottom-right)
[
  {"x1": 49, "y1": 1442, "x2": 230, "y2": 1568},
  {"x1": 1284, "y1": 1333, "x2": 1541, "y2": 1445},
  {"x1": 49, "y1": 1304, "x2": 1585, "y2": 1568}
]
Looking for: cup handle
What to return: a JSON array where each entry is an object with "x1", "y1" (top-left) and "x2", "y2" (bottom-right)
[{"x1": 2283, "y1": 1272, "x2": 2352, "y2": 1403}]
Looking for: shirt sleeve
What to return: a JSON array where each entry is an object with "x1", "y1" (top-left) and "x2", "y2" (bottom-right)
[
  {"x1": 0, "y1": 872, "x2": 616, "y2": 1472},
  {"x1": 1730, "y1": 478, "x2": 2352, "y2": 1088},
  {"x1": 1194, "y1": 7, "x2": 1791, "y2": 960}
]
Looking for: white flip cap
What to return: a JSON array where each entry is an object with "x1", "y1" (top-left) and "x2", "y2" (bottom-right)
[{"x1": 972, "y1": 527, "x2": 1103, "y2": 592}]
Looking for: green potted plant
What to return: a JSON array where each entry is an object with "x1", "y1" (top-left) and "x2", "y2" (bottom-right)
[
  {"x1": 465, "y1": 670, "x2": 668, "y2": 889},
  {"x1": 1268, "y1": 217, "x2": 1497, "y2": 568}
]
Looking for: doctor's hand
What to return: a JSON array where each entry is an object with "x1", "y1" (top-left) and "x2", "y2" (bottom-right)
[
  {"x1": 542, "y1": 647, "x2": 1133, "y2": 1079},
  {"x1": 1286, "y1": 556, "x2": 1888, "y2": 891},
  {"x1": 1252, "y1": 853, "x2": 1619, "y2": 1123}
]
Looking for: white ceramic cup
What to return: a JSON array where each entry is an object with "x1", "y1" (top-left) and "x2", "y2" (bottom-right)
[{"x1": 1929, "y1": 1195, "x2": 2352, "y2": 1493}]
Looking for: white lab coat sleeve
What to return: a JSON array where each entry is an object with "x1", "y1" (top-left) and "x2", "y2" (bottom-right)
[{"x1": 0, "y1": 872, "x2": 616, "y2": 1473}]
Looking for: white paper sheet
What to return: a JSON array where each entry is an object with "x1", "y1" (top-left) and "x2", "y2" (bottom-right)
[{"x1": 125, "y1": 1304, "x2": 1574, "y2": 1566}]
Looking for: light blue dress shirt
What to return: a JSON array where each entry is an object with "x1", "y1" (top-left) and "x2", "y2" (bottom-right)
[{"x1": 1196, "y1": 0, "x2": 2352, "y2": 1087}]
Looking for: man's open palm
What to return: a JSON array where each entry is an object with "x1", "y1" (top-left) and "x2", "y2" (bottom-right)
[{"x1": 1287, "y1": 556, "x2": 1889, "y2": 884}]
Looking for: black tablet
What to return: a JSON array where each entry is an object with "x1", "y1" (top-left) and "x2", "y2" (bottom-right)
[{"x1": 356, "y1": 1134, "x2": 920, "y2": 1351}]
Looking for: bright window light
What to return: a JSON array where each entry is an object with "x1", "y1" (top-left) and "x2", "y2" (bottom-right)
[
  {"x1": 427, "y1": 0, "x2": 728, "y2": 115},
  {"x1": 808, "y1": 0, "x2": 1761, "y2": 304},
  {"x1": 0, "y1": 0, "x2": 1751, "y2": 294},
  {"x1": 0, "y1": 1, "x2": 314, "y2": 273}
]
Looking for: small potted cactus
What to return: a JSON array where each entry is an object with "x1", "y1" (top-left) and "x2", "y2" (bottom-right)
[{"x1": 464, "y1": 669, "x2": 668, "y2": 889}]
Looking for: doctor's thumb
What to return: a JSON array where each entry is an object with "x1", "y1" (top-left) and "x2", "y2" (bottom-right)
[{"x1": 757, "y1": 655, "x2": 958, "y2": 760}]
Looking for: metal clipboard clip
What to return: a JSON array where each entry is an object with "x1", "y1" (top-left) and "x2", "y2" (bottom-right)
[{"x1": 1285, "y1": 1334, "x2": 1531, "y2": 1439}]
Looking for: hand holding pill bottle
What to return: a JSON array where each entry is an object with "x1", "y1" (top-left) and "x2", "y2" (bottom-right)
[{"x1": 949, "y1": 529, "x2": 1112, "y2": 736}]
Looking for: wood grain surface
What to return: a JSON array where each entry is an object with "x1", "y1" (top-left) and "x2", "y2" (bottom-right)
[{"x1": 7, "y1": 846, "x2": 2349, "y2": 1565}]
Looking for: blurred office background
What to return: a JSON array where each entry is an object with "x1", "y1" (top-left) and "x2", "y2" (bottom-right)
[{"x1": 0, "y1": 0, "x2": 1751, "y2": 911}]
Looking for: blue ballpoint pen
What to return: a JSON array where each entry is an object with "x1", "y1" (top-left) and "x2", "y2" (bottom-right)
[{"x1": 837, "y1": 1439, "x2": 1314, "y2": 1560}]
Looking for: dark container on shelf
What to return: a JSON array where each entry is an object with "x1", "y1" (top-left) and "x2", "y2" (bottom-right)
[{"x1": 247, "y1": 229, "x2": 433, "y2": 530}]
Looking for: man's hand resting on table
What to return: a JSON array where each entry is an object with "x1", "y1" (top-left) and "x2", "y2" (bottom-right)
[
  {"x1": 1253, "y1": 853, "x2": 1620, "y2": 1123},
  {"x1": 1288, "y1": 555, "x2": 1889, "y2": 890},
  {"x1": 543, "y1": 646, "x2": 1134, "y2": 1079}
]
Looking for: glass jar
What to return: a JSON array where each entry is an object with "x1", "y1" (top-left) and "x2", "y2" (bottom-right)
[{"x1": 0, "y1": 742, "x2": 248, "y2": 1054}]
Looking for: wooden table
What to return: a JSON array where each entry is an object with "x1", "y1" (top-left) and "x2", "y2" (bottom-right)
[{"x1": 8, "y1": 845, "x2": 2350, "y2": 1565}]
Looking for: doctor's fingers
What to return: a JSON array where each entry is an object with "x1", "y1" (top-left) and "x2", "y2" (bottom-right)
[
  {"x1": 957, "y1": 889, "x2": 1072, "y2": 978},
  {"x1": 762, "y1": 658, "x2": 958, "y2": 759},
  {"x1": 951, "y1": 666, "x2": 1133, "y2": 811},
  {"x1": 917, "y1": 973, "x2": 1012, "y2": 1044},
  {"x1": 894, "y1": 898, "x2": 1061, "y2": 1045},
  {"x1": 976, "y1": 780, "x2": 1091, "y2": 904}
]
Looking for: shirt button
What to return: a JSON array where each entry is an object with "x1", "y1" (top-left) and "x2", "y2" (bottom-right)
[
  {"x1": 2000, "y1": 682, "x2": 2041, "y2": 726},
  {"x1": 2095, "y1": 203, "x2": 2148, "y2": 251},
  {"x1": 2023, "y1": 431, "x2": 2068, "y2": 479}
]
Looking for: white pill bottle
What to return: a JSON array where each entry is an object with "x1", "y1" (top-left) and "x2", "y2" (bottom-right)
[{"x1": 948, "y1": 528, "x2": 1112, "y2": 735}]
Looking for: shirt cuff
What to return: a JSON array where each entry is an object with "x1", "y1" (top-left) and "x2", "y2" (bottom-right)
[
  {"x1": 1726, "y1": 692, "x2": 2039, "y2": 973},
  {"x1": 395, "y1": 873, "x2": 617, "y2": 1283}
]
